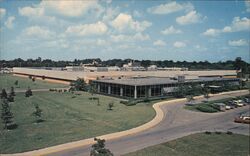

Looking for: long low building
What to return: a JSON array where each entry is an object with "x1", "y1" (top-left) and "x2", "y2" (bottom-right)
[
  {"x1": 92, "y1": 77, "x2": 240, "y2": 99},
  {"x1": 12, "y1": 67, "x2": 237, "y2": 84}
]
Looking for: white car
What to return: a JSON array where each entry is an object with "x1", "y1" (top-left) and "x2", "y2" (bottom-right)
[
  {"x1": 225, "y1": 105, "x2": 232, "y2": 110},
  {"x1": 233, "y1": 101, "x2": 244, "y2": 107}
]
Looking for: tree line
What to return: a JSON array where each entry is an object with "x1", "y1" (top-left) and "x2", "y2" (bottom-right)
[{"x1": 0, "y1": 57, "x2": 248, "y2": 70}]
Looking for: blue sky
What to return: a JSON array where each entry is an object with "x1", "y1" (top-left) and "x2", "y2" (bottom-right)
[{"x1": 0, "y1": 0, "x2": 249, "y2": 62}]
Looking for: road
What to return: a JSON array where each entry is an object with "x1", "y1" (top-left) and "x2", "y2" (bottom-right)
[{"x1": 47, "y1": 91, "x2": 250, "y2": 156}]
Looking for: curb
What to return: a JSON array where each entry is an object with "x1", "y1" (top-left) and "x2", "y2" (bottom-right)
[{"x1": 2, "y1": 90, "x2": 249, "y2": 156}]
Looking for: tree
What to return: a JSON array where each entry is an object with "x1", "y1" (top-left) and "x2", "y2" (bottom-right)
[
  {"x1": 32, "y1": 104, "x2": 43, "y2": 123},
  {"x1": 89, "y1": 83, "x2": 97, "y2": 100},
  {"x1": 108, "y1": 102, "x2": 114, "y2": 110},
  {"x1": 173, "y1": 85, "x2": 189, "y2": 98},
  {"x1": 1, "y1": 99, "x2": 16, "y2": 129},
  {"x1": 14, "y1": 80, "x2": 18, "y2": 86},
  {"x1": 25, "y1": 88, "x2": 33, "y2": 97},
  {"x1": 1, "y1": 89, "x2": 8, "y2": 99},
  {"x1": 7, "y1": 94, "x2": 14, "y2": 102},
  {"x1": 71, "y1": 78, "x2": 86, "y2": 91},
  {"x1": 203, "y1": 87, "x2": 211, "y2": 101},
  {"x1": 186, "y1": 95, "x2": 195, "y2": 104},
  {"x1": 10, "y1": 87, "x2": 15, "y2": 96},
  {"x1": 90, "y1": 138, "x2": 113, "y2": 156}
]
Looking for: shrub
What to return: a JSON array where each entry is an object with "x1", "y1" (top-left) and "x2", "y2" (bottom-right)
[
  {"x1": 32, "y1": 77, "x2": 36, "y2": 82},
  {"x1": 143, "y1": 98, "x2": 150, "y2": 102},
  {"x1": 8, "y1": 94, "x2": 14, "y2": 102},
  {"x1": 196, "y1": 105, "x2": 218, "y2": 113},
  {"x1": 1, "y1": 89, "x2": 8, "y2": 99},
  {"x1": 205, "y1": 131, "x2": 212, "y2": 134},
  {"x1": 215, "y1": 131, "x2": 222, "y2": 134},
  {"x1": 25, "y1": 88, "x2": 33, "y2": 97},
  {"x1": 108, "y1": 102, "x2": 114, "y2": 110},
  {"x1": 226, "y1": 131, "x2": 233, "y2": 135},
  {"x1": 14, "y1": 80, "x2": 18, "y2": 86}
]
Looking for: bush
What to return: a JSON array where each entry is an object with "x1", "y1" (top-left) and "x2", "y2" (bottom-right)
[
  {"x1": 143, "y1": 98, "x2": 150, "y2": 102},
  {"x1": 215, "y1": 131, "x2": 222, "y2": 134},
  {"x1": 8, "y1": 94, "x2": 14, "y2": 102},
  {"x1": 196, "y1": 105, "x2": 218, "y2": 113},
  {"x1": 205, "y1": 131, "x2": 212, "y2": 134},
  {"x1": 226, "y1": 131, "x2": 233, "y2": 135}
]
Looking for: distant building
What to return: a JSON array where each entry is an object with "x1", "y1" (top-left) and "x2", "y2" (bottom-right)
[
  {"x1": 157, "y1": 67, "x2": 188, "y2": 71},
  {"x1": 122, "y1": 60, "x2": 146, "y2": 71},
  {"x1": 147, "y1": 65, "x2": 157, "y2": 71}
]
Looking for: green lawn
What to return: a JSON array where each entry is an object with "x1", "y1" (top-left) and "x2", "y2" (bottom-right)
[
  {"x1": 124, "y1": 133, "x2": 250, "y2": 156},
  {"x1": 0, "y1": 91, "x2": 155, "y2": 153},
  {"x1": 0, "y1": 74, "x2": 68, "y2": 91}
]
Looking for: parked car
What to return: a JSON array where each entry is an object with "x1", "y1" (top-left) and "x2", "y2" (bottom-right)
[
  {"x1": 244, "y1": 98, "x2": 250, "y2": 104},
  {"x1": 225, "y1": 105, "x2": 232, "y2": 110},
  {"x1": 234, "y1": 116, "x2": 250, "y2": 124},
  {"x1": 233, "y1": 100, "x2": 244, "y2": 107}
]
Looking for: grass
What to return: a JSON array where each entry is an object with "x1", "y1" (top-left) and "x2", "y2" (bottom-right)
[
  {"x1": 0, "y1": 74, "x2": 68, "y2": 91},
  {"x1": 124, "y1": 133, "x2": 250, "y2": 156},
  {"x1": 0, "y1": 91, "x2": 155, "y2": 153}
]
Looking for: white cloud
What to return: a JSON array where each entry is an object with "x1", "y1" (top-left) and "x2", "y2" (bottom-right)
[
  {"x1": 0, "y1": 8, "x2": 6, "y2": 19},
  {"x1": 111, "y1": 33, "x2": 150, "y2": 42},
  {"x1": 153, "y1": 40, "x2": 166, "y2": 46},
  {"x1": 102, "y1": 7, "x2": 120, "y2": 22},
  {"x1": 161, "y1": 26, "x2": 182, "y2": 35},
  {"x1": 176, "y1": 10, "x2": 203, "y2": 25},
  {"x1": 5, "y1": 16, "x2": 15, "y2": 29},
  {"x1": 202, "y1": 28, "x2": 220, "y2": 37},
  {"x1": 19, "y1": 6, "x2": 44, "y2": 17},
  {"x1": 173, "y1": 41, "x2": 186, "y2": 48},
  {"x1": 194, "y1": 44, "x2": 207, "y2": 51},
  {"x1": 23, "y1": 26, "x2": 56, "y2": 39},
  {"x1": 66, "y1": 21, "x2": 108, "y2": 36},
  {"x1": 40, "y1": 0, "x2": 104, "y2": 17},
  {"x1": 246, "y1": 1, "x2": 250, "y2": 12},
  {"x1": 147, "y1": 1, "x2": 193, "y2": 14},
  {"x1": 133, "y1": 10, "x2": 142, "y2": 17},
  {"x1": 111, "y1": 13, "x2": 152, "y2": 32},
  {"x1": 222, "y1": 17, "x2": 250, "y2": 32},
  {"x1": 228, "y1": 39, "x2": 248, "y2": 46}
]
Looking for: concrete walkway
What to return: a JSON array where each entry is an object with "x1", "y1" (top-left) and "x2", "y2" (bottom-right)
[{"x1": 1, "y1": 90, "x2": 249, "y2": 156}]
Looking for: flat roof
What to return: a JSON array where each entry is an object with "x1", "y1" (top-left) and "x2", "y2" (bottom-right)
[
  {"x1": 94, "y1": 77, "x2": 177, "y2": 86},
  {"x1": 93, "y1": 77, "x2": 239, "y2": 86}
]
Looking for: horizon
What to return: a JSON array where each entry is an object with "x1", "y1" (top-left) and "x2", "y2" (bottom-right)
[
  {"x1": 1, "y1": 56, "x2": 249, "y2": 64},
  {"x1": 0, "y1": 0, "x2": 250, "y2": 62}
]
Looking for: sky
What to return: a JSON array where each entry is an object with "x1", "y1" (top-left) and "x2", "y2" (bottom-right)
[{"x1": 0, "y1": 0, "x2": 249, "y2": 62}]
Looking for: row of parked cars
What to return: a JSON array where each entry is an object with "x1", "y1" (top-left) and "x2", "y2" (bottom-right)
[
  {"x1": 226, "y1": 98, "x2": 250, "y2": 109},
  {"x1": 215, "y1": 97, "x2": 250, "y2": 111}
]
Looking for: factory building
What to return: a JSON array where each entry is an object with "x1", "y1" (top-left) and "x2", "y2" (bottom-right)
[{"x1": 92, "y1": 76, "x2": 240, "y2": 99}]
